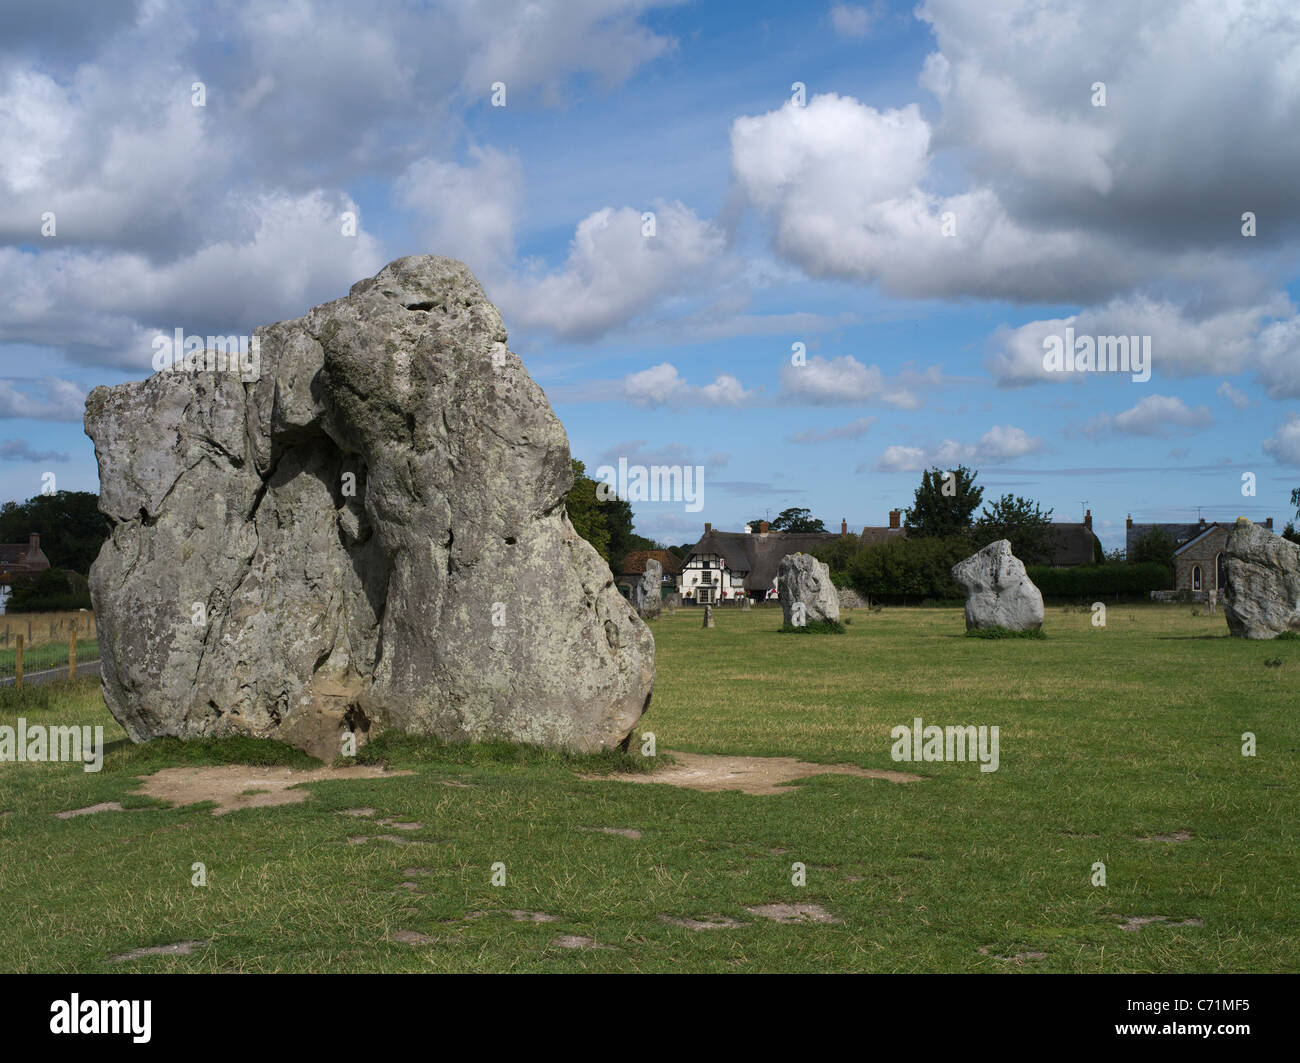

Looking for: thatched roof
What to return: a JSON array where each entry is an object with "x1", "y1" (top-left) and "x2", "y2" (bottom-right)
[
  {"x1": 688, "y1": 529, "x2": 842, "y2": 592},
  {"x1": 616, "y1": 549, "x2": 683, "y2": 577}
]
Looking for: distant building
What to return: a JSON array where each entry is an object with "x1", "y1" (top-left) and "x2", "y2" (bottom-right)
[
  {"x1": 1042, "y1": 510, "x2": 1101, "y2": 566},
  {"x1": 614, "y1": 549, "x2": 683, "y2": 599},
  {"x1": 0, "y1": 533, "x2": 51, "y2": 587},
  {"x1": 1129, "y1": 515, "x2": 1274, "y2": 599},
  {"x1": 1126, "y1": 515, "x2": 1272, "y2": 558}
]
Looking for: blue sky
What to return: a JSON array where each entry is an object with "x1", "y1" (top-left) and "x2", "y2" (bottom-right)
[{"x1": 2, "y1": 0, "x2": 1298, "y2": 553}]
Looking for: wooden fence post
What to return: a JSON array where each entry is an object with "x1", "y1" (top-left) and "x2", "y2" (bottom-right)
[
  {"x1": 15, "y1": 634, "x2": 23, "y2": 689},
  {"x1": 69, "y1": 633, "x2": 77, "y2": 680}
]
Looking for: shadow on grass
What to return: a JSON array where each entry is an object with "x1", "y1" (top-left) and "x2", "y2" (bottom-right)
[{"x1": 354, "y1": 730, "x2": 666, "y2": 776}]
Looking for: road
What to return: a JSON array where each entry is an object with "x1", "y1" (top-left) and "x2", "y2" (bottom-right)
[{"x1": 0, "y1": 659, "x2": 101, "y2": 689}]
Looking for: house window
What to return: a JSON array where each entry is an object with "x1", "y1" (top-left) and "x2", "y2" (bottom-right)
[{"x1": 1192, "y1": 565, "x2": 1202, "y2": 591}]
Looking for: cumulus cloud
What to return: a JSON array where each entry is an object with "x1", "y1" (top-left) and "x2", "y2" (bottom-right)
[
  {"x1": 619, "y1": 362, "x2": 753, "y2": 409},
  {"x1": 1217, "y1": 381, "x2": 1250, "y2": 409},
  {"x1": 778, "y1": 355, "x2": 936, "y2": 408},
  {"x1": 494, "y1": 202, "x2": 725, "y2": 341},
  {"x1": 597, "y1": 439, "x2": 729, "y2": 468},
  {"x1": 1263, "y1": 414, "x2": 1300, "y2": 466},
  {"x1": 829, "y1": 3, "x2": 876, "y2": 38},
  {"x1": 1255, "y1": 315, "x2": 1300, "y2": 399},
  {"x1": 395, "y1": 146, "x2": 523, "y2": 273},
  {"x1": 1087, "y1": 395, "x2": 1214, "y2": 438},
  {"x1": 0, "y1": 378, "x2": 86, "y2": 422},
  {"x1": 868, "y1": 424, "x2": 1042, "y2": 471}
]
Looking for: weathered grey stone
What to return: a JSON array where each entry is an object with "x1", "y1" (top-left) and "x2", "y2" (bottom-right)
[
  {"x1": 778, "y1": 553, "x2": 839, "y2": 627},
  {"x1": 85, "y1": 255, "x2": 654, "y2": 758},
  {"x1": 951, "y1": 540, "x2": 1044, "y2": 632},
  {"x1": 1222, "y1": 518, "x2": 1300, "y2": 639},
  {"x1": 634, "y1": 559, "x2": 662, "y2": 620},
  {"x1": 740, "y1": 595, "x2": 752, "y2": 610},
  {"x1": 836, "y1": 586, "x2": 866, "y2": 610},
  {"x1": 702, "y1": 605, "x2": 714, "y2": 628}
]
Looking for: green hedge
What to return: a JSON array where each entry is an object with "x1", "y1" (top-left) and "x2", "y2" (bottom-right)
[
  {"x1": 1025, "y1": 562, "x2": 1171, "y2": 601},
  {"x1": 6, "y1": 568, "x2": 92, "y2": 612}
]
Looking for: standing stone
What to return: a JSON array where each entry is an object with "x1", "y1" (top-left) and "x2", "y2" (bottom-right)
[
  {"x1": 740, "y1": 595, "x2": 752, "y2": 611},
  {"x1": 702, "y1": 605, "x2": 714, "y2": 628},
  {"x1": 1222, "y1": 518, "x2": 1300, "y2": 639},
  {"x1": 778, "y1": 553, "x2": 839, "y2": 627},
  {"x1": 85, "y1": 255, "x2": 654, "y2": 758},
  {"x1": 951, "y1": 540, "x2": 1044, "y2": 632},
  {"x1": 634, "y1": 558, "x2": 662, "y2": 620}
]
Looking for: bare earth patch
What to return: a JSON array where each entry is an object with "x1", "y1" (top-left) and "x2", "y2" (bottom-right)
[
  {"x1": 1138, "y1": 831, "x2": 1193, "y2": 842},
  {"x1": 587, "y1": 751, "x2": 922, "y2": 795},
  {"x1": 346, "y1": 834, "x2": 411, "y2": 846},
  {"x1": 404, "y1": 867, "x2": 433, "y2": 876},
  {"x1": 980, "y1": 946, "x2": 1047, "y2": 962},
  {"x1": 580, "y1": 826, "x2": 642, "y2": 839},
  {"x1": 660, "y1": 914, "x2": 748, "y2": 930},
  {"x1": 745, "y1": 902, "x2": 842, "y2": 925},
  {"x1": 1115, "y1": 915, "x2": 1205, "y2": 932},
  {"x1": 338, "y1": 807, "x2": 377, "y2": 817},
  {"x1": 111, "y1": 940, "x2": 206, "y2": 963},
  {"x1": 133, "y1": 765, "x2": 412, "y2": 816},
  {"x1": 55, "y1": 802, "x2": 124, "y2": 819},
  {"x1": 508, "y1": 910, "x2": 559, "y2": 923},
  {"x1": 391, "y1": 930, "x2": 439, "y2": 945},
  {"x1": 377, "y1": 817, "x2": 422, "y2": 830},
  {"x1": 551, "y1": 934, "x2": 614, "y2": 950}
]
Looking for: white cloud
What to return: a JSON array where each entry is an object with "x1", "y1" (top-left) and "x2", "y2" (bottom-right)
[
  {"x1": 0, "y1": 439, "x2": 70, "y2": 463},
  {"x1": 0, "y1": 377, "x2": 87, "y2": 422},
  {"x1": 619, "y1": 363, "x2": 753, "y2": 409},
  {"x1": 1263, "y1": 413, "x2": 1300, "y2": 466},
  {"x1": 869, "y1": 424, "x2": 1042, "y2": 471},
  {"x1": 1255, "y1": 315, "x2": 1300, "y2": 399},
  {"x1": 829, "y1": 3, "x2": 875, "y2": 38},
  {"x1": 779, "y1": 355, "x2": 928, "y2": 408},
  {"x1": 1216, "y1": 381, "x2": 1250, "y2": 409},
  {"x1": 494, "y1": 201, "x2": 725, "y2": 341},
  {"x1": 1088, "y1": 395, "x2": 1214, "y2": 437},
  {"x1": 395, "y1": 146, "x2": 523, "y2": 273}
]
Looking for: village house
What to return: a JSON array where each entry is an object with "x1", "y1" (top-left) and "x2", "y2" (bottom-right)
[
  {"x1": 1127, "y1": 515, "x2": 1274, "y2": 599},
  {"x1": 0, "y1": 533, "x2": 50, "y2": 586},
  {"x1": 1042, "y1": 510, "x2": 1101, "y2": 565},
  {"x1": 614, "y1": 549, "x2": 683, "y2": 600},
  {"x1": 678, "y1": 512, "x2": 905, "y2": 603}
]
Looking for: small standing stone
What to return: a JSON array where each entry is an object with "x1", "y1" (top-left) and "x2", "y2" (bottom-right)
[
  {"x1": 951, "y1": 540, "x2": 1044, "y2": 632},
  {"x1": 777, "y1": 553, "x2": 840, "y2": 627},
  {"x1": 740, "y1": 595, "x2": 752, "y2": 611},
  {"x1": 702, "y1": 605, "x2": 714, "y2": 628},
  {"x1": 634, "y1": 558, "x2": 662, "y2": 620}
]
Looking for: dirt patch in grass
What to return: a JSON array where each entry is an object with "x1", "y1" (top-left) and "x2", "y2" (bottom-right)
[
  {"x1": 55, "y1": 801, "x2": 124, "y2": 819},
  {"x1": 391, "y1": 930, "x2": 439, "y2": 945},
  {"x1": 111, "y1": 940, "x2": 206, "y2": 962},
  {"x1": 587, "y1": 751, "x2": 922, "y2": 795},
  {"x1": 980, "y1": 946, "x2": 1047, "y2": 962},
  {"x1": 552, "y1": 934, "x2": 614, "y2": 950},
  {"x1": 1114, "y1": 914, "x2": 1205, "y2": 932},
  {"x1": 580, "y1": 826, "x2": 642, "y2": 839},
  {"x1": 346, "y1": 834, "x2": 411, "y2": 845},
  {"x1": 132, "y1": 765, "x2": 412, "y2": 816},
  {"x1": 1138, "y1": 831, "x2": 1192, "y2": 842},
  {"x1": 660, "y1": 914, "x2": 748, "y2": 930},
  {"x1": 745, "y1": 902, "x2": 841, "y2": 925}
]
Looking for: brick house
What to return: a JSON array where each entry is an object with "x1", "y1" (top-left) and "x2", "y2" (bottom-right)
[
  {"x1": 1172, "y1": 523, "x2": 1231, "y2": 599},
  {"x1": 0, "y1": 533, "x2": 51, "y2": 586}
]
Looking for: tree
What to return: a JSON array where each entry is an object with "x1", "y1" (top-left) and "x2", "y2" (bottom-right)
[
  {"x1": 903, "y1": 465, "x2": 983, "y2": 539},
  {"x1": 1283, "y1": 522, "x2": 1300, "y2": 545},
  {"x1": 602, "y1": 493, "x2": 655, "y2": 564},
  {"x1": 1131, "y1": 527, "x2": 1176, "y2": 569},
  {"x1": 974, "y1": 494, "x2": 1055, "y2": 564},
  {"x1": 0, "y1": 490, "x2": 107, "y2": 574},
  {"x1": 565, "y1": 460, "x2": 610, "y2": 561},
  {"x1": 1292, "y1": 487, "x2": 1300, "y2": 522},
  {"x1": 770, "y1": 507, "x2": 825, "y2": 533}
]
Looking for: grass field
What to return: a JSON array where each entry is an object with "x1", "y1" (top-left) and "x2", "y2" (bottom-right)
[{"x1": 1, "y1": 604, "x2": 1296, "y2": 972}]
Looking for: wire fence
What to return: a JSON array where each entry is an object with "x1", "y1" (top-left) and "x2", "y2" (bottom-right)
[{"x1": 0, "y1": 636, "x2": 101, "y2": 686}]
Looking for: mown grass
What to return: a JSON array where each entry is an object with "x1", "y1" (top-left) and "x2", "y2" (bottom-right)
[{"x1": 0, "y1": 604, "x2": 1295, "y2": 972}]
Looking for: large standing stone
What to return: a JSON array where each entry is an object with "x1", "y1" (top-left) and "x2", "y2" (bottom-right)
[
  {"x1": 951, "y1": 540, "x2": 1044, "y2": 632},
  {"x1": 778, "y1": 553, "x2": 839, "y2": 627},
  {"x1": 1222, "y1": 518, "x2": 1300, "y2": 639},
  {"x1": 85, "y1": 255, "x2": 654, "y2": 758},
  {"x1": 634, "y1": 558, "x2": 662, "y2": 620}
]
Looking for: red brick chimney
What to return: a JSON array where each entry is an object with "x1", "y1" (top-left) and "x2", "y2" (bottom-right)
[
  {"x1": 1126, "y1": 514, "x2": 1132, "y2": 529},
  {"x1": 759, "y1": 520, "x2": 769, "y2": 533},
  {"x1": 1266, "y1": 517, "x2": 1274, "y2": 529},
  {"x1": 28, "y1": 533, "x2": 39, "y2": 556},
  {"x1": 889, "y1": 509, "x2": 901, "y2": 529},
  {"x1": 840, "y1": 518, "x2": 847, "y2": 535},
  {"x1": 704, "y1": 522, "x2": 711, "y2": 534},
  {"x1": 1084, "y1": 509, "x2": 1092, "y2": 530}
]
